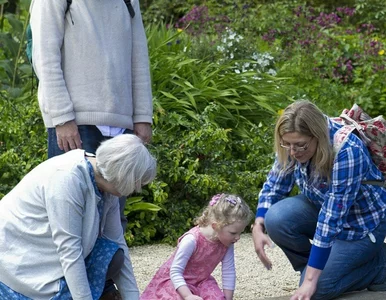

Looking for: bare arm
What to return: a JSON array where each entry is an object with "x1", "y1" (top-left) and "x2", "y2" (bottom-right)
[
  {"x1": 103, "y1": 195, "x2": 140, "y2": 298},
  {"x1": 290, "y1": 266, "x2": 321, "y2": 300},
  {"x1": 251, "y1": 217, "x2": 274, "y2": 270},
  {"x1": 223, "y1": 289, "x2": 234, "y2": 300}
]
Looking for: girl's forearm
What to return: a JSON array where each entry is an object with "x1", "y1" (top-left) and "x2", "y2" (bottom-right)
[
  {"x1": 176, "y1": 285, "x2": 193, "y2": 299},
  {"x1": 224, "y1": 289, "x2": 234, "y2": 300}
]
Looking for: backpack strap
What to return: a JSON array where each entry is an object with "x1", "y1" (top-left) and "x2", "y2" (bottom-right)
[
  {"x1": 65, "y1": 0, "x2": 72, "y2": 14},
  {"x1": 362, "y1": 180, "x2": 386, "y2": 187},
  {"x1": 123, "y1": 0, "x2": 135, "y2": 18},
  {"x1": 332, "y1": 122, "x2": 356, "y2": 155}
]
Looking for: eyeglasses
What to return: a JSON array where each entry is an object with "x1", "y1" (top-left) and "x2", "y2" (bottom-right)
[{"x1": 280, "y1": 137, "x2": 313, "y2": 152}]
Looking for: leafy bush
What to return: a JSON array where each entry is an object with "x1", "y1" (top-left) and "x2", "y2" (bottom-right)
[
  {"x1": 0, "y1": 0, "x2": 46, "y2": 198},
  {"x1": 145, "y1": 103, "x2": 275, "y2": 244},
  {"x1": 0, "y1": 92, "x2": 47, "y2": 198},
  {"x1": 2, "y1": 0, "x2": 386, "y2": 246},
  {"x1": 124, "y1": 24, "x2": 285, "y2": 244}
]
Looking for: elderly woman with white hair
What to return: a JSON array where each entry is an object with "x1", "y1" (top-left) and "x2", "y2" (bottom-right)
[{"x1": 0, "y1": 134, "x2": 156, "y2": 300}]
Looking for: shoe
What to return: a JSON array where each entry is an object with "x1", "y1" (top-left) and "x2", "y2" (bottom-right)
[{"x1": 99, "y1": 288, "x2": 122, "y2": 300}]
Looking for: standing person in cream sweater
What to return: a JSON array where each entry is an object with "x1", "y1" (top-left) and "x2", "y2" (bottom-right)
[
  {"x1": 30, "y1": 0, "x2": 153, "y2": 152},
  {"x1": 29, "y1": 0, "x2": 153, "y2": 295}
]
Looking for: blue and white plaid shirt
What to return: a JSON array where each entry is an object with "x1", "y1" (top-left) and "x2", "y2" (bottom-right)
[{"x1": 257, "y1": 118, "x2": 386, "y2": 269}]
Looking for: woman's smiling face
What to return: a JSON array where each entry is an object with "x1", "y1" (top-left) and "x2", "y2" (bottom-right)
[{"x1": 281, "y1": 132, "x2": 317, "y2": 163}]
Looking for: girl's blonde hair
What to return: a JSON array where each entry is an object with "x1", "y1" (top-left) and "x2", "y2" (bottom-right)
[
  {"x1": 194, "y1": 193, "x2": 253, "y2": 228},
  {"x1": 274, "y1": 100, "x2": 334, "y2": 181}
]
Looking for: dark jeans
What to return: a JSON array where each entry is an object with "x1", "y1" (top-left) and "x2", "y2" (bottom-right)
[
  {"x1": 265, "y1": 194, "x2": 386, "y2": 300},
  {"x1": 47, "y1": 125, "x2": 133, "y2": 231}
]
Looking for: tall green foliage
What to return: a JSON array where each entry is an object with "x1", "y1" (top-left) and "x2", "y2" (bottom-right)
[
  {"x1": 2, "y1": 0, "x2": 386, "y2": 246},
  {"x1": 0, "y1": 0, "x2": 46, "y2": 198},
  {"x1": 127, "y1": 24, "x2": 284, "y2": 244},
  {"x1": 0, "y1": 0, "x2": 32, "y2": 91}
]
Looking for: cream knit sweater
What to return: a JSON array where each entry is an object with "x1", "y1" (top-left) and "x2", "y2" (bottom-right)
[{"x1": 30, "y1": 0, "x2": 153, "y2": 129}]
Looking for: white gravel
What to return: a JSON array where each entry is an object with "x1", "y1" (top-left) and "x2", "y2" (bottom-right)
[{"x1": 130, "y1": 233, "x2": 300, "y2": 299}]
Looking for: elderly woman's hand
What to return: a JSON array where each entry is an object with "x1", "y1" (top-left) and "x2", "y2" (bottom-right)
[{"x1": 251, "y1": 218, "x2": 274, "y2": 270}]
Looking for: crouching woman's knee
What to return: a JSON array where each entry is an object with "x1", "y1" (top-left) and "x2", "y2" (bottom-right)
[{"x1": 264, "y1": 202, "x2": 289, "y2": 239}]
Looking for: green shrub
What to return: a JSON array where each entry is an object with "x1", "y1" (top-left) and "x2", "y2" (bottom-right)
[
  {"x1": 2, "y1": 0, "x2": 386, "y2": 246},
  {"x1": 0, "y1": 92, "x2": 47, "y2": 198},
  {"x1": 143, "y1": 104, "x2": 275, "y2": 244}
]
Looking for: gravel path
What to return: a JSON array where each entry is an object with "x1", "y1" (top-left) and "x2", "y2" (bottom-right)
[{"x1": 130, "y1": 233, "x2": 300, "y2": 299}]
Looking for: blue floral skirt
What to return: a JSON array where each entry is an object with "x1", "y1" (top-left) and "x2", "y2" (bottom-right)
[{"x1": 0, "y1": 238, "x2": 119, "y2": 299}]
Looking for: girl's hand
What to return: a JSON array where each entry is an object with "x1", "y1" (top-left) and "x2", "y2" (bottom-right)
[
  {"x1": 251, "y1": 218, "x2": 273, "y2": 270},
  {"x1": 185, "y1": 295, "x2": 203, "y2": 300},
  {"x1": 177, "y1": 285, "x2": 203, "y2": 300}
]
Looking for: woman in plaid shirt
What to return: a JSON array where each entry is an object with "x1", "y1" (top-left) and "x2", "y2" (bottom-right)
[{"x1": 251, "y1": 100, "x2": 386, "y2": 300}]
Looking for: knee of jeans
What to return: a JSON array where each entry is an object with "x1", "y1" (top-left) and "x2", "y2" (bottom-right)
[{"x1": 265, "y1": 204, "x2": 288, "y2": 233}]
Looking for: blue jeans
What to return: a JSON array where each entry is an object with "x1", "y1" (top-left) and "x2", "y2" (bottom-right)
[
  {"x1": 48, "y1": 125, "x2": 133, "y2": 231},
  {"x1": 265, "y1": 194, "x2": 386, "y2": 300}
]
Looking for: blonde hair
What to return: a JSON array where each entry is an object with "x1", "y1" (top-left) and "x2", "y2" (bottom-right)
[
  {"x1": 274, "y1": 100, "x2": 334, "y2": 181},
  {"x1": 194, "y1": 193, "x2": 253, "y2": 228},
  {"x1": 96, "y1": 134, "x2": 157, "y2": 196}
]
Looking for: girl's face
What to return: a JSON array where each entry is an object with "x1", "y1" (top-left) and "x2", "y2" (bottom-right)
[
  {"x1": 214, "y1": 221, "x2": 247, "y2": 247},
  {"x1": 281, "y1": 132, "x2": 317, "y2": 164}
]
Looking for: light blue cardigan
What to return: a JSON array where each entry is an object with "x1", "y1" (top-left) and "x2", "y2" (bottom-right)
[{"x1": 0, "y1": 150, "x2": 139, "y2": 299}]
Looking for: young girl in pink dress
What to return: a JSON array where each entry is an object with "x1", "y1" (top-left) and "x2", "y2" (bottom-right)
[{"x1": 140, "y1": 193, "x2": 253, "y2": 300}]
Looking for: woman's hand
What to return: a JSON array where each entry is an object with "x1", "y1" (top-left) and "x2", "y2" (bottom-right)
[
  {"x1": 290, "y1": 281, "x2": 316, "y2": 300},
  {"x1": 251, "y1": 217, "x2": 274, "y2": 270},
  {"x1": 290, "y1": 266, "x2": 320, "y2": 300}
]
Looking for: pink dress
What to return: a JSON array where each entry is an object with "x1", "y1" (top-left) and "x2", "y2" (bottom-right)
[{"x1": 140, "y1": 226, "x2": 228, "y2": 300}]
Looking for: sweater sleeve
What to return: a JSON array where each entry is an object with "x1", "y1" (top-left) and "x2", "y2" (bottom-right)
[
  {"x1": 30, "y1": 0, "x2": 75, "y2": 126},
  {"x1": 130, "y1": 0, "x2": 153, "y2": 125},
  {"x1": 170, "y1": 234, "x2": 196, "y2": 290},
  {"x1": 102, "y1": 195, "x2": 140, "y2": 300},
  {"x1": 221, "y1": 245, "x2": 235, "y2": 290},
  {"x1": 45, "y1": 170, "x2": 92, "y2": 300}
]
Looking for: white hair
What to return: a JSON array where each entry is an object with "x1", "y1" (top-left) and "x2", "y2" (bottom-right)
[{"x1": 95, "y1": 134, "x2": 157, "y2": 196}]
